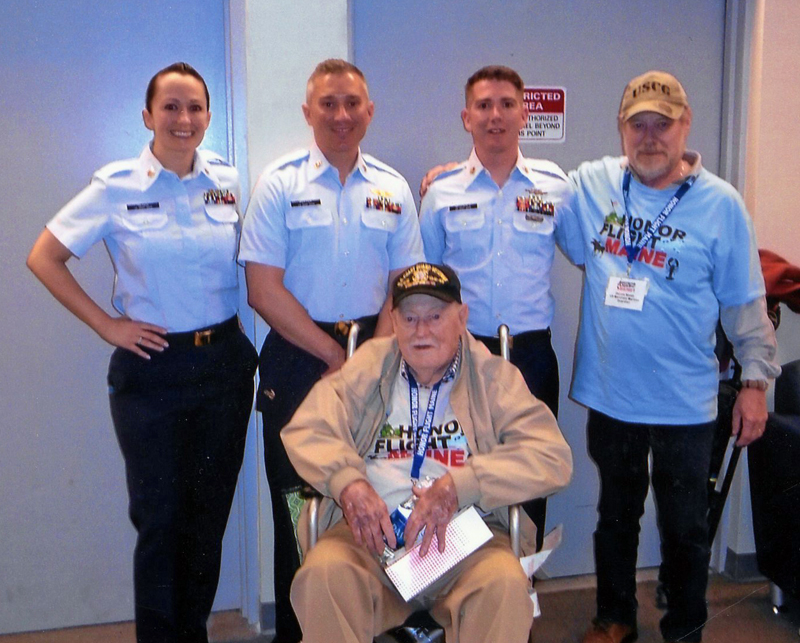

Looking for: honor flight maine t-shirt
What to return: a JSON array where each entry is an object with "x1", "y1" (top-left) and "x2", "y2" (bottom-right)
[{"x1": 365, "y1": 362, "x2": 471, "y2": 511}]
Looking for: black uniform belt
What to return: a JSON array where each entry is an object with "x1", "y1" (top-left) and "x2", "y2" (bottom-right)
[
  {"x1": 166, "y1": 316, "x2": 239, "y2": 348},
  {"x1": 315, "y1": 315, "x2": 379, "y2": 347},
  {"x1": 473, "y1": 327, "x2": 551, "y2": 354}
]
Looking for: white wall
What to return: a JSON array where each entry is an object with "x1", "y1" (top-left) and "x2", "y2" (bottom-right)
[
  {"x1": 748, "y1": 0, "x2": 800, "y2": 271},
  {"x1": 0, "y1": 0, "x2": 242, "y2": 633},
  {"x1": 723, "y1": 0, "x2": 800, "y2": 561}
]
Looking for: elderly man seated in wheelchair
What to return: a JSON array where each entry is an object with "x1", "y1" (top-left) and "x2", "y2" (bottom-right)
[{"x1": 282, "y1": 262, "x2": 573, "y2": 643}]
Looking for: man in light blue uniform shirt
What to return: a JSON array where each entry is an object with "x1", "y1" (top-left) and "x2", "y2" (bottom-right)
[
  {"x1": 238, "y1": 59, "x2": 423, "y2": 643},
  {"x1": 567, "y1": 71, "x2": 780, "y2": 643},
  {"x1": 420, "y1": 65, "x2": 580, "y2": 549}
]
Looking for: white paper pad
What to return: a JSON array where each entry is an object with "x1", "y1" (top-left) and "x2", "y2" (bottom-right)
[
  {"x1": 520, "y1": 524, "x2": 563, "y2": 619},
  {"x1": 384, "y1": 506, "x2": 492, "y2": 601}
]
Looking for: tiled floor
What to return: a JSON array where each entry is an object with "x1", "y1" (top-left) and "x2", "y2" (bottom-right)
[{"x1": 2, "y1": 573, "x2": 798, "y2": 642}]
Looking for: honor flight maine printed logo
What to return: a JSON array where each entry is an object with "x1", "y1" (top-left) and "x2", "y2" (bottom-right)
[
  {"x1": 593, "y1": 203, "x2": 686, "y2": 278},
  {"x1": 368, "y1": 420, "x2": 469, "y2": 468}
]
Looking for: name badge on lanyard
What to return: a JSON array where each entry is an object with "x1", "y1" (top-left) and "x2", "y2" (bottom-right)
[
  {"x1": 605, "y1": 275, "x2": 649, "y2": 311},
  {"x1": 605, "y1": 169, "x2": 695, "y2": 312}
]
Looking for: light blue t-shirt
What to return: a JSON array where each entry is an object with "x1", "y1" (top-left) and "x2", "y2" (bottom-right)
[{"x1": 565, "y1": 154, "x2": 765, "y2": 424}]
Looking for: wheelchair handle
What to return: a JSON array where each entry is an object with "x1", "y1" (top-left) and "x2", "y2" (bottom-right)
[
  {"x1": 498, "y1": 324, "x2": 521, "y2": 557},
  {"x1": 309, "y1": 322, "x2": 362, "y2": 549}
]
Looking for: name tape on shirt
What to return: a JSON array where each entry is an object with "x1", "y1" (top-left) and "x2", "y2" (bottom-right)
[{"x1": 127, "y1": 202, "x2": 160, "y2": 211}]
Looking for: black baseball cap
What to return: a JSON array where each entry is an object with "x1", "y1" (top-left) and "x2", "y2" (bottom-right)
[{"x1": 392, "y1": 263, "x2": 462, "y2": 307}]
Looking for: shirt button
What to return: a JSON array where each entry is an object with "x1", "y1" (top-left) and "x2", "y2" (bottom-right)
[
  {"x1": 342, "y1": 217, "x2": 348, "y2": 224},
  {"x1": 497, "y1": 251, "x2": 503, "y2": 257},
  {"x1": 497, "y1": 219, "x2": 503, "y2": 225},
  {"x1": 496, "y1": 282, "x2": 502, "y2": 287},
  {"x1": 344, "y1": 250, "x2": 350, "y2": 256}
]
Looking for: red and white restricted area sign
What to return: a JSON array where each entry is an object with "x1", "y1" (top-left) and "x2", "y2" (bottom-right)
[{"x1": 520, "y1": 87, "x2": 566, "y2": 143}]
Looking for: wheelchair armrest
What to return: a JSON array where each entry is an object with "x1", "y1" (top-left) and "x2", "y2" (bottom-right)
[
  {"x1": 509, "y1": 504, "x2": 521, "y2": 558},
  {"x1": 308, "y1": 494, "x2": 321, "y2": 549}
]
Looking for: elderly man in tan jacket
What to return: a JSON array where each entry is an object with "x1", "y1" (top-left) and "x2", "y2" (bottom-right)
[{"x1": 282, "y1": 262, "x2": 572, "y2": 643}]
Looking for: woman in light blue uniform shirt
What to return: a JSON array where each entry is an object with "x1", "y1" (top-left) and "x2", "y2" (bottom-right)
[{"x1": 27, "y1": 62, "x2": 257, "y2": 643}]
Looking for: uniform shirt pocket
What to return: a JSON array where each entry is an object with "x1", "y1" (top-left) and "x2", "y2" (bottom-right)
[
  {"x1": 204, "y1": 203, "x2": 240, "y2": 263},
  {"x1": 285, "y1": 206, "x2": 334, "y2": 229},
  {"x1": 118, "y1": 207, "x2": 169, "y2": 232},
  {"x1": 442, "y1": 208, "x2": 488, "y2": 266},
  {"x1": 204, "y1": 203, "x2": 239, "y2": 224},
  {"x1": 444, "y1": 208, "x2": 486, "y2": 249},
  {"x1": 361, "y1": 209, "x2": 399, "y2": 234},
  {"x1": 285, "y1": 206, "x2": 334, "y2": 268},
  {"x1": 512, "y1": 210, "x2": 554, "y2": 264}
]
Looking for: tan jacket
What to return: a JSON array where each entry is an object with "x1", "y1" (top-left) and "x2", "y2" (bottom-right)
[{"x1": 282, "y1": 332, "x2": 573, "y2": 556}]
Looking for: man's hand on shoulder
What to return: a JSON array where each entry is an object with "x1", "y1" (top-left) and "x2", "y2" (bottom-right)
[
  {"x1": 339, "y1": 479, "x2": 396, "y2": 554},
  {"x1": 405, "y1": 473, "x2": 459, "y2": 557},
  {"x1": 419, "y1": 162, "x2": 460, "y2": 198}
]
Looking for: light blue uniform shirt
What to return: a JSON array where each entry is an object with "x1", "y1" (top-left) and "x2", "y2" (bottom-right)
[
  {"x1": 419, "y1": 149, "x2": 579, "y2": 337},
  {"x1": 47, "y1": 145, "x2": 242, "y2": 333},
  {"x1": 566, "y1": 154, "x2": 766, "y2": 424},
  {"x1": 239, "y1": 145, "x2": 424, "y2": 322}
]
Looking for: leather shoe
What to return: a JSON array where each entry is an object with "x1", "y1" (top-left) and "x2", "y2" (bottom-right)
[{"x1": 581, "y1": 621, "x2": 638, "y2": 643}]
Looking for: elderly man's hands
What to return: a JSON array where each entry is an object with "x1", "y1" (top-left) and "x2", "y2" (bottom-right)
[
  {"x1": 404, "y1": 473, "x2": 459, "y2": 557},
  {"x1": 339, "y1": 479, "x2": 396, "y2": 555}
]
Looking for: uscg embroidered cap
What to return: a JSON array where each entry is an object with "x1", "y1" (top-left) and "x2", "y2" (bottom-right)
[
  {"x1": 392, "y1": 263, "x2": 462, "y2": 307},
  {"x1": 619, "y1": 70, "x2": 688, "y2": 122}
]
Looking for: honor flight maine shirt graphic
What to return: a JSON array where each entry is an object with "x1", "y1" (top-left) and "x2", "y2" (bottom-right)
[
  {"x1": 590, "y1": 199, "x2": 686, "y2": 281},
  {"x1": 366, "y1": 368, "x2": 471, "y2": 510}
]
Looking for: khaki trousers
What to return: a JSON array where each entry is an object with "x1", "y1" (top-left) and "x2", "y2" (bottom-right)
[{"x1": 291, "y1": 521, "x2": 533, "y2": 643}]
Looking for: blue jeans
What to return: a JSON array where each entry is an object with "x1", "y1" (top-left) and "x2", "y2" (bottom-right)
[{"x1": 587, "y1": 410, "x2": 714, "y2": 643}]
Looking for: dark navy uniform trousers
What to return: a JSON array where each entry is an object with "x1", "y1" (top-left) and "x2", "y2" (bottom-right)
[
  {"x1": 257, "y1": 316, "x2": 377, "y2": 643},
  {"x1": 108, "y1": 318, "x2": 257, "y2": 643}
]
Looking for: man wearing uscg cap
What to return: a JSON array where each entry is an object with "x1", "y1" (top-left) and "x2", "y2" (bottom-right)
[
  {"x1": 280, "y1": 262, "x2": 572, "y2": 643},
  {"x1": 567, "y1": 71, "x2": 780, "y2": 643}
]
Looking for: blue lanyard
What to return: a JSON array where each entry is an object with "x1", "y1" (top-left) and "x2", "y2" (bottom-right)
[
  {"x1": 407, "y1": 369, "x2": 443, "y2": 482},
  {"x1": 621, "y1": 169, "x2": 695, "y2": 274}
]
